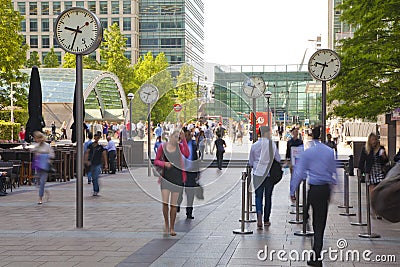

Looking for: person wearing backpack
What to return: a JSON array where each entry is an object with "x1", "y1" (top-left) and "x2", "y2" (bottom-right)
[{"x1": 213, "y1": 133, "x2": 226, "y2": 170}]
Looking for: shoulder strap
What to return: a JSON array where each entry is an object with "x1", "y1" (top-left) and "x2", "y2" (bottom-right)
[{"x1": 266, "y1": 138, "x2": 275, "y2": 174}]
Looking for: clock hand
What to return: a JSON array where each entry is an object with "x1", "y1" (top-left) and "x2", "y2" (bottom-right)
[
  {"x1": 70, "y1": 26, "x2": 80, "y2": 50},
  {"x1": 64, "y1": 26, "x2": 82, "y2": 33},
  {"x1": 315, "y1": 62, "x2": 328, "y2": 68},
  {"x1": 78, "y1": 21, "x2": 90, "y2": 31},
  {"x1": 319, "y1": 62, "x2": 327, "y2": 77}
]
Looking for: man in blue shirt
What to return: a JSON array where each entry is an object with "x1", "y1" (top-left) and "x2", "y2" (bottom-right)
[
  {"x1": 290, "y1": 126, "x2": 336, "y2": 267},
  {"x1": 105, "y1": 136, "x2": 117, "y2": 174}
]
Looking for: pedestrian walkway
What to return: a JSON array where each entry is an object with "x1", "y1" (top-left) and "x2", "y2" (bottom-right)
[{"x1": 0, "y1": 143, "x2": 398, "y2": 266}]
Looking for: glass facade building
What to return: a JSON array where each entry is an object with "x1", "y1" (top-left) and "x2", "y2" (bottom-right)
[
  {"x1": 139, "y1": 0, "x2": 204, "y2": 74},
  {"x1": 209, "y1": 65, "x2": 322, "y2": 126},
  {"x1": 13, "y1": 0, "x2": 140, "y2": 65},
  {"x1": 328, "y1": 0, "x2": 355, "y2": 50}
]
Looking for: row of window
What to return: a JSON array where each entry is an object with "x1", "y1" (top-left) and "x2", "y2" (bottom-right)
[
  {"x1": 17, "y1": 1, "x2": 132, "y2": 16},
  {"x1": 29, "y1": 50, "x2": 132, "y2": 64},
  {"x1": 139, "y1": 21, "x2": 184, "y2": 32},
  {"x1": 21, "y1": 18, "x2": 133, "y2": 32},
  {"x1": 27, "y1": 34, "x2": 133, "y2": 49},
  {"x1": 139, "y1": 38, "x2": 183, "y2": 48}
]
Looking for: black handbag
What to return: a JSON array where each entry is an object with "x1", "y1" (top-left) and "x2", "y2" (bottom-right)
[{"x1": 268, "y1": 139, "x2": 283, "y2": 185}]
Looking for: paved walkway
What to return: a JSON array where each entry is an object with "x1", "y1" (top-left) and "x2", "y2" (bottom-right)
[{"x1": 0, "y1": 139, "x2": 399, "y2": 266}]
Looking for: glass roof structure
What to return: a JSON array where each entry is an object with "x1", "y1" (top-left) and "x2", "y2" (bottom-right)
[{"x1": 20, "y1": 68, "x2": 128, "y2": 122}]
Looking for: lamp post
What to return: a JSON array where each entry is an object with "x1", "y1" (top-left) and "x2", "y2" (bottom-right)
[
  {"x1": 10, "y1": 82, "x2": 19, "y2": 141},
  {"x1": 127, "y1": 93, "x2": 134, "y2": 140},
  {"x1": 264, "y1": 91, "x2": 272, "y2": 129}
]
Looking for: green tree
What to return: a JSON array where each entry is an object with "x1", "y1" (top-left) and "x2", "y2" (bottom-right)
[
  {"x1": 328, "y1": 0, "x2": 400, "y2": 119},
  {"x1": 100, "y1": 23, "x2": 133, "y2": 92},
  {"x1": 175, "y1": 64, "x2": 197, "y2": 122},
  {"x1": 0, "y1": 0, "x2": 28, "y2": 105},
  {"x1": 25, "y1": 51, "x2": 41, "y2": 68},
  {"x1": 62, "y1": 52, "x2": 100, "y2": 69},
  {"x1": 43, "y1": 47, "x2": 59, "y2": 68}
]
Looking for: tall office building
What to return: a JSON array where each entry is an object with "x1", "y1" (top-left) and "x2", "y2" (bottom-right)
[
  {"x1": 328, "y1": 0, "x2": 355, "y2": 50},
  {"x1": 139, "y1": 0, "x2": 204, "y2": 74},
  {"x1": 13, "y1": 0, "x2": 139, "y2": 65}
]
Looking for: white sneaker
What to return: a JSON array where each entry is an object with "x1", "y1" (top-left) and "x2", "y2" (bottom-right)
[{"x1": 93, "y1": 192, "x2": 98, "y2": 196}]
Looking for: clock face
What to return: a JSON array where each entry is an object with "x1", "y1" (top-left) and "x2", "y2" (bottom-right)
[
  {"x1": 55, "y1": 7, "x2": 103, "y2": 55},
  {"x1": 308, "y1": 49, "x2": 341, "y2": 81},
  {"x1": 139, "y1": 84, "x2": 159, "y2": 104},
  {"x1": 243, "y1": 76, "x2": 266, "y2": 98}
]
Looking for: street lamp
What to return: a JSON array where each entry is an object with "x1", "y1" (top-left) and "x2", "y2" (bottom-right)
[
  {"x1": 264, "y1": 91, "x2": 272, "y2": 128},
  {"x1": 10, "y1": 82, "x2": 19, "y2": 141},
  {"x1": 127, "y1": 93, "x2": 134, "y2": 139}
]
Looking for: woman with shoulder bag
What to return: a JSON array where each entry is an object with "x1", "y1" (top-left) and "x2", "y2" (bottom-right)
[{"x1": 358, "y1": 132, "x2": 388, "y2": 219}]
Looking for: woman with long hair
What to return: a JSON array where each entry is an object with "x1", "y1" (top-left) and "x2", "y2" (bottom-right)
[
  {"x1": 154, "y1": 129, "x2": 189, "y2": 236},
  {"x1": 358, "y1": 132, "x2": 388, "y2": 219}
]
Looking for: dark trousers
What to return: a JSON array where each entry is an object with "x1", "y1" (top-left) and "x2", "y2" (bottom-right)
[
  {"x1": 254, "y1": 177, "x2": 274, "y2": 221},
  {"x1": 216, "y1": 152, "x2": 224, "y2": 169},
  {"x1": 306, "y1": 184, "x2": 331, "y2": 260},
  {"x1": 177, "y1": 172, "x2": 197, "y2": 216},
  {"x1": 0, "y1": 177, "x2": 5, "y2": 193},
  {"x1": 108, "y1": 150, "x2": 116, "y2": 173}
]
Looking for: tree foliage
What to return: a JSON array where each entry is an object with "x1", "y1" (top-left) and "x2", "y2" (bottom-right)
[
  {"x1": 25, "y1": 51, "x2": 41, "y2": 68},
  {"x1": 175, "y1": 64, "x2": 197, "y2": 122},
  {"x1": 43, "y1": 47, "x2": 59, "y2": 68},
  {"x1": 100, "y1": 23, "x2": 133, "y2": 92},
  {"x1": 62, "y1": 52, "x2": 101, "y2": 70},
  {"x1": 328, "y1": 0, "x2": 400, "y2": 119},
  {"x1": 0, "y1": 0, "x2": 28, "y2": 105}
]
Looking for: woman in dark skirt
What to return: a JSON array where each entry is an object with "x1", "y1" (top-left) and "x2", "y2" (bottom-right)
[{"x1": 154, "y1": 129, "x2": 189, "y2": 236}]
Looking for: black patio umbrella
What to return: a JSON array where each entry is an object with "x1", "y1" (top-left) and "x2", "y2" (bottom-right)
[{"x1": 25, "y1": 66, "x2": 45, "y2": 142}]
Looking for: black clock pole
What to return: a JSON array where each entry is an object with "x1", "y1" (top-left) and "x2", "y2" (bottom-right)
[
  {"x1": 321, "y1": 81, "x2": 326, "y2": 143},
  {"x1": 147, "y1": 103, "x2": 151, "y2": 176},
  {"x1": 76, "y1": 54, "x2": 84, "y2": 228},
  {"x1": 252, "y1": 98, "x2": 257, "y2": 143}
]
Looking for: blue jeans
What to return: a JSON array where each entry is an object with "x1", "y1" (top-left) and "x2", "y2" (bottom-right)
[
  {"x1": 90, "y1": 164, "x2": 102, "y2": 193},
  {"x1": 37, "y1": 169, "x2": 48, "y2": 198},
  {"x1": 254, "y1": 176, "x2": 274, "y2": 222}
]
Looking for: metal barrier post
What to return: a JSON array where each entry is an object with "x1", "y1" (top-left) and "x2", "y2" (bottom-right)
[
  {"x1": 339, "y1": 164, "x2": 356, "y2": 216},
  {"x1": 233, "y1": 170, "x2": 253, "y2": 234},
  {"x1": 351, "y1": 169, "x2": 367, "y2": 226},
  {"x1": 294, "y1": 181, "x2": 314, "y2": 236},
  {"x1": 289, "y1": 186, "x2": 303, "y2": 224},
  {"x1": 240, "y1": 166, "x2": 256, "y2": 223},
  {"x1": 359, "y1": 174, "x2": 380, "y2": 238}
]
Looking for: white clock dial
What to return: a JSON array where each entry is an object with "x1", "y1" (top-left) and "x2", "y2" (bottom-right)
[
  {"x1": 139, "y1": 84, "x2": 159, "y2": 104},
  {"x1": 243, "y1": 76, "x2": 266, "y2": 98},
  {"x1": 308, "y1": 49, "x2": 341, "y2": 81},
  {"x1": 55, "y1": 7, "x2": 102, "y2": 55}
]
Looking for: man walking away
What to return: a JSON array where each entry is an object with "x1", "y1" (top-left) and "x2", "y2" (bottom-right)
[
  {"x1": 105, "y1": 136, "x2": 117, "y2": 174},
  {"x1": 290, "y1": 126, "x2": 336, "y2": 267},
  {"x1": 85, "y1": 133, "x2": 108, "y2": 196}
]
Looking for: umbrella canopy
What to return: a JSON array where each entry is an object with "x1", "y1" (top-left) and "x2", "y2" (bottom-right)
[{"x1": 25, "y1": 66, "x2": 45, "y2": 142}]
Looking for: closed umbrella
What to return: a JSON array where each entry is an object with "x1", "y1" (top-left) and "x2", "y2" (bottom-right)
[
  {"x1": 71, "y1": 84, "x2": 87, "y2": 143},
  {"x1": 25, "y1": 66, "x2": 45, "y2": 142}
]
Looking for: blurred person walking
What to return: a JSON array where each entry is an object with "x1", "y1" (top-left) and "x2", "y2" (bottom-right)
[
  {"x1": 290, "y1": 126, "x2": 337, "y2": 267},
  {"x1": 85, "y1": 133, "x2": 108, "y2": 196},
  {"x1": 248, "y1": 126, "x2": 280, "y2": 229},
  {"x1": 32, "y1": 131, "x2": 54, "y2": 204},
  {"x1": 154, "y1": 130, "x2": 189, "y2": 236},
  {"x1": 84, "y1": 132, "x2": 93, "y2": 184},
  {"x1": 105, "y1": 136, "x2": 117, "y2": 174},
  {"x1": 213, "y1": 133, "x2": 226, "y2": 170}
]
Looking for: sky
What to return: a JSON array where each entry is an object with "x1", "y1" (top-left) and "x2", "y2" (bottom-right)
[{"x1": 203, "y1": 0, "x2": 328, "y2": 66}]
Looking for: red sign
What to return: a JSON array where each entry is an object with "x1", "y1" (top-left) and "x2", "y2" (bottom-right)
[
  {"x1": 249, "y1": 112, "x2": 272, "y2": 131},
  {"x1": 173, "y1": 103, "x2": 182, "y2": 112}
]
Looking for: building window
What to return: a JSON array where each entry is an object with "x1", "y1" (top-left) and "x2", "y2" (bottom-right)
[
  {"x1": 64, "y1": 1, "x2": 73, "y2": 9},
  {"x1": 88, "y1": 1, "x2": 96, "y2": 13},
  {"x1": 139, "y1": 22, "x2": 158, "y2": 32},
  {"x1": 42, "y1": 18, "x2": 49, "y2": 32},
  {"x1": 100, "y1": 1, "x2": 108, "y2": 14},
  {"x1": 100, "y1": 18, "x2": 108, "y2": 29},
  {"x1": 17, "y1": 2, "x2": 26, "y2": 15},
  {"x1": 20, "y1": 20, "x2": 26, "y2": 32},
  {"x1": 125, "y1": 34, "x2": 131, "y2": 47},
  {"x1": 53, "y1": 2, "x2": 61, "y2": 15},
  {"x1": 139, "y1": 38, "x2": 158, "y2": 47},
  {"x1": 111, "y1": 1, "x2": 119, "y2": 14},
  {"x1": 30, "y1": 19, "x2": 38, "y2": 32},
  {"x1": 53, "y1": 37, "x2": 60, "y2": 48},
  {"x1": 30, "y1": 36, "x2": 38, "y2": 48},
  {"x1": 29, "y1": 2, "x2": 37, "y2": 15},
  {"x1": 161, "y1": 38, "x2": 182, "y2": 48},
  {"x1": 42, "y1": 52, "x2": 47, "y2": 62},
  {"x1": 76, "y1": 1, "x2": 84, "y2": 8},
  {"x1": 123, "y1": 1, "x2": 131, "y2": 14},
  {"x1": 111, "y1": 18, "x2": 119, "y2": 27},
  {"x1": 123, "y1": 18, "x2": 131, "y2": 31},
  {"x1": 124, "y1": 51, "x2": 131, "y2": 60},
  {"x1": 42, "y1": 36, "x2": 50, "y2": 48},
  {"x1": 41, "y1": 2, "x2": 49, "y2": 15}
]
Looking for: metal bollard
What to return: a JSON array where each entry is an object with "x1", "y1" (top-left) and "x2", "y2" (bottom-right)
[
  {"x1": 240, "y1": 167, "x2": 256, "y2": 223},
  {"x1": 294, "y1": 181, "x2": 314, "y2": 236},
  {"x1": 233, "y1": 171, "x2": 253, "y2": 235},
  {"x1": 339, "y1": 164, "x2": 356, "y2": 216},
  {"x1": 289, "y1": 186, "x2": 303, "y2": 224},
  {"x1": 351, "y1": 169, "x2": 367, "y2": 226},
  {"x1": 359, "y1": 174, "x2": 380, "y2": 238}
]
